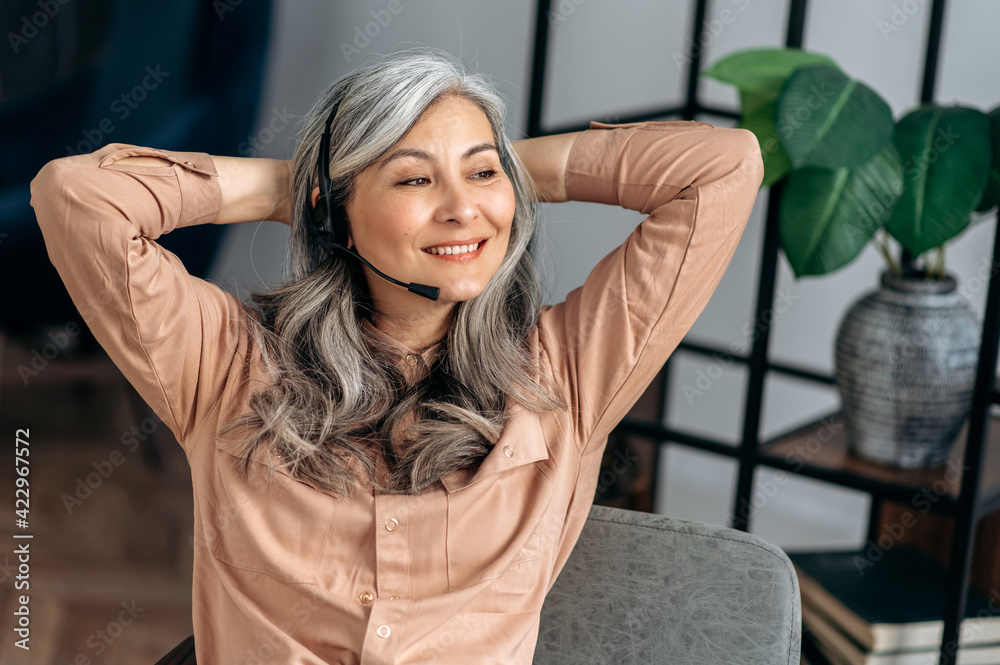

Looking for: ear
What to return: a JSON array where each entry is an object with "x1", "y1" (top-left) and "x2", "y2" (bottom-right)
[{"x1": 310, "y1": 186, "x2": 321, "y2": 208}]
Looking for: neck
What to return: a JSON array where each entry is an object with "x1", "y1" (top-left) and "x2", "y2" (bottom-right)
[
  {"x1": 364, "y1": 264, "x2": 457, "y2": 349},
  {"x1": 372, "y1": 299, "x2": 454, "y2": 351}
]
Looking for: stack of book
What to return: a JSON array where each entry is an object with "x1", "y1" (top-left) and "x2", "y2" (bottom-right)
[{"x1": 788, "y1": 545, "x2": 1000, "y2": 665}]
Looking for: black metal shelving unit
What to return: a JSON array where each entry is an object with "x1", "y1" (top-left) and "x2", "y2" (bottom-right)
[{"x1": 524, "y1": 2, "x2": 1000, "y2": 665}]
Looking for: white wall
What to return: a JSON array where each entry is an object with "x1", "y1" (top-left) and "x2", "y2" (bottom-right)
[{"x1": 209, "y1": 0, "x2": 1000, "y2": 552}]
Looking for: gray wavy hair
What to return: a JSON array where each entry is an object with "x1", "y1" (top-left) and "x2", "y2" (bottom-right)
[{"x1": 220, "y1": 48, "x2": 564, "y2": 496}]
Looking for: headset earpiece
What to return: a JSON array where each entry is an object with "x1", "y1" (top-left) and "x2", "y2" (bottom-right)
[{"x1": 330, "y1": 204, "x2": 349, "y2": 247}]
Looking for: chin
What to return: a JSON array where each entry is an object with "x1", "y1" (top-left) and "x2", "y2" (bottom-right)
[{"x1": 439, "y1": 281, "x2": 490, "y2": 304}]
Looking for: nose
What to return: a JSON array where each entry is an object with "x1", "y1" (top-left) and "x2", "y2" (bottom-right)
[{"x1": 433, "y1": 177, "x2": 478, "y2": 225}]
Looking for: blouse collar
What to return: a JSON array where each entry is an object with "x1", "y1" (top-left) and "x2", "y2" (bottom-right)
[{"x1": 362, "y1": 320, "x2": 445, "y2": 379}]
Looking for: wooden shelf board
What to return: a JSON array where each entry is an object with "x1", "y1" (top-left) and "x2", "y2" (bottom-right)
[{"x1": 761, "y1": 413, "x2": 1000, "y2": 509}]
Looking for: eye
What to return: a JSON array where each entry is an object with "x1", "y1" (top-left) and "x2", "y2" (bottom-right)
[
  {"x1": 471, "y1": 169, "x2": 498, "y2": 180},
  {"x1": 400, "y1": 176, "x2": 430, "y2": 186}
]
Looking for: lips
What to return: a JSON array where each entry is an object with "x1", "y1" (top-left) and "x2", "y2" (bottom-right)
[
  {"x1": 422, "y1": 241, "x2": 482, "y2": 256},
  {"x1": 421, "y1": 238, "x2": 487, "y2": 262}
]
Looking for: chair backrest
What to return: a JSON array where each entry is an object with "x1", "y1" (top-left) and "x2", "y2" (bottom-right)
[{"x1": 534, "y1": 505, "x2": 801, "y2": 665}]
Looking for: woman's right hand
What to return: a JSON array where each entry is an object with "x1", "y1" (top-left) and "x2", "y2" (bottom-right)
[{"x1": 211, "y1": 155, "x2": 294, "y2": 226}]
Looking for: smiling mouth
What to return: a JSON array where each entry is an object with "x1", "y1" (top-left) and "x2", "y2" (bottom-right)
[{"x1": 422, "y1": 241, "x2": 484, "y2": 256}]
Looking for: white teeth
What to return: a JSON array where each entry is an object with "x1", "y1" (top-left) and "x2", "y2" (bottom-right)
[{"x1": 424, "y1": 242, "x2": 480, "y2": 255}]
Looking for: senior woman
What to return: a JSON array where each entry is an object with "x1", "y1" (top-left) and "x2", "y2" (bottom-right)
[{"x1": 31, "y1": 49, "x2": 762, "y2": 664}]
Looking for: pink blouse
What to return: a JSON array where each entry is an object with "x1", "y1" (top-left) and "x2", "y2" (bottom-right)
[{"x1": 31, "y1": 120, "x2": 763, "y2": 664}]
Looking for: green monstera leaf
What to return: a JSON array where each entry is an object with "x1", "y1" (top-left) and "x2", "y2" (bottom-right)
[
  {"x1": 703, "y1": 49, "x2": 839, "y2": 187},
  {"x1": 976, "y1": 105, "x2": 1000, "y2": 211},
  {"x1": 884, "y1": 105, "x2": 992, "y2": 257},
  {"x1": 739, "y1": 96, "x2": 792, "y2": 187},
  {"x1": 702, "y1": 48, "x2": 838, "y2": 93},
  {"x1": 777, "y1": 65, "x2": 894, "y2": 170},
  {"x1": 780, "y1": 144, "x2": 903, "y2": 277}
]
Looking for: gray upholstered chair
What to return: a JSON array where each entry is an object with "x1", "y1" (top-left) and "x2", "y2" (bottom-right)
[{"x1": 533, "y1": 505, "x2": 802, "y2": 665}]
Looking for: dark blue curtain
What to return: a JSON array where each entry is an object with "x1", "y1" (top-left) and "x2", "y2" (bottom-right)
[{"x1": 0, "y1": 0, "x2": 273, "y2": 342}]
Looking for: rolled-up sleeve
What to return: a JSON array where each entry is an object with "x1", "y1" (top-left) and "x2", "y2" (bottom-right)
[
  {"x1": 538, "y1": 121, "x2": 764, "y2": 454},
  {"x1": 30, "y1": 143, "x2": 243, "y2": 452}
]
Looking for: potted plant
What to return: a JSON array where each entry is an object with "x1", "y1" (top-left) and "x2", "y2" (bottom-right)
[{"x1": 704, "y1": 48, "x2": 1000, "y2": 468}]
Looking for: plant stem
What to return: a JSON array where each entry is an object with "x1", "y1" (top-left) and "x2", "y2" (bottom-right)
[
  {"x1": 934, "y1": 246, "x2": 946, "y2": 279},
  {"x1": 875, "y1": 230, "x2": 902, "y2": 278}
]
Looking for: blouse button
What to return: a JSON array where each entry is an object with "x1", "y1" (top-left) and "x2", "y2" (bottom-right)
[
  {"x1": 270, "y1": 445, "x2": 281, "y2": 457},
  {"x1": 503, "y1": 445, "x2": 514, "y2": 458},
  {"x1": 385, "y1": 518, "x2": 399, "y2": 532},
  {"x1": 377, "y1": 625, "x2": 391, "y2": 638},
  {"x1": 404, "y1": 354, "x2": 418, "y2": 366},
  {"x1": 359, "y1": 591, "x2": 374, "y2": 604},
  {"x1": 383, "y1": 473, "x2": 392, "y2": 482},
  {"x1": 183, "y1": 161, "x2": 195, "y2": 167}
]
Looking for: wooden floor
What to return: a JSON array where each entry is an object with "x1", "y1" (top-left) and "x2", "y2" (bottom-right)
[{"x1": 0, "y1": 335, "x2": 194, "y2": 664}]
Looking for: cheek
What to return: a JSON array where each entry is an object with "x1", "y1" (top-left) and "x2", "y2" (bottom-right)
[
  {"x1": 490, "y1": 185, "x2": 517, "y2": 240},
  {"x1": 386, "y1": 204, "x2": 425, "y2": 244},
  {"x1": 352, "y1": 198, "x2": 421, "y2": 246}
]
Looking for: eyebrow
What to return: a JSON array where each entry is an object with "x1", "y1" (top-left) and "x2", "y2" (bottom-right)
[{"x1": 378, "y1": 142, "x2": 499, "y2": 169}]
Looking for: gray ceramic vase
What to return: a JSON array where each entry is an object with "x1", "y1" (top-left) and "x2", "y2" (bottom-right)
[{"x1": 834, "y1": 270, "x2": 980, "y2": 468}]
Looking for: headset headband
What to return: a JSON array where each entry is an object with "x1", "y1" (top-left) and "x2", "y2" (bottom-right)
[{"x1": 313, "y1": 100, "x2": 348, "y2": 249}]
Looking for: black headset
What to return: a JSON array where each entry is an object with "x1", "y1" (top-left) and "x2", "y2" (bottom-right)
[
  {"x1": 311, "y1": 101, "x2": 440, "y2": 301},
  {"x1": 312, "y1": 102, "x2": 349, "y2": 251}
]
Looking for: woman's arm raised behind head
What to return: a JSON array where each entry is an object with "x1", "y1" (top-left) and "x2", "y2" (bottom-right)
[
  {"x1": 115, "y1": 154, "x2": 294, "y2": 226},
  {"x1": 536, "y1": 121, "x2": 764, "y2": 454},
  {"x1": 30, "y1": 144, "x2": 256, "y2": 452},
  {"x1": 510, "y1": 132, "x2": 584, "y2": 203}
]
